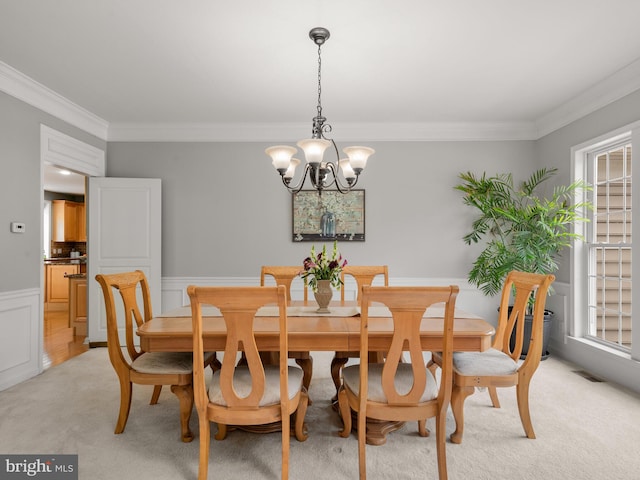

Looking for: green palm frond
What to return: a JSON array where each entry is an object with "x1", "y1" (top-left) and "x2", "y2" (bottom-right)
[{"x1": 455, "y1": 167, "x2": 592, "y2": 297}]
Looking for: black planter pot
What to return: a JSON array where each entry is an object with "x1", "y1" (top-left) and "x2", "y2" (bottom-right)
[{"x1": 508, "y1": 309, "x2": 554, "y2": 361}]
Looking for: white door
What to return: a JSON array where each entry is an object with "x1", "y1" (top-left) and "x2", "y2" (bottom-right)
[{"x1": 87, "y1": 177, "x2": 161, "y2": 344}]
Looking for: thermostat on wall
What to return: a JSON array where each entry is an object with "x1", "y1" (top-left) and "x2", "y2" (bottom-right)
[{"x1": 10, "y1": 222, "x2": 25, "y2": 233}]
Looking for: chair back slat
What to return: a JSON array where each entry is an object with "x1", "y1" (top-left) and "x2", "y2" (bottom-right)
[
  {"x1": 494, "y1": 271, "x2": 554, "y2": 363},
  {"x1": 360, "y1": 286, "x2": 458, "y2": 406},
  {"x1": 96, "y1": 270, "x2": 152, "y2": 366},
  {"x1": 261, "y1": 266, "x2": 308, "y2": 304},
  {"x1": 340, "y1": 265, "x2": 389, "y2": 302},
  {"x1": 188, "y1": 285, "x2": 288, "y2": 409}
]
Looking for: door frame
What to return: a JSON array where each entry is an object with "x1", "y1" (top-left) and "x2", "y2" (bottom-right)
[{"x1": 40, "y1": 125, "x2": 105, "y2": 368}]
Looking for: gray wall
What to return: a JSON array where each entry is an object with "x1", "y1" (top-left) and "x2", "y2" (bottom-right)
[
  {"x1": 0, "y1": 92, "x2": 105, "y2": 293},
  {"x1": 106, "y1": 140, "x2": 536, "y2": 279},
  {"x1": 536, "y1": 88, "x2": 640, "y2": 282}
]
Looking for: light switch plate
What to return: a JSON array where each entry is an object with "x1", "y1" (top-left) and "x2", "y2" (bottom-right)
[{"x1": 10, "y1": 222, "x2": 25, "y2": 233}]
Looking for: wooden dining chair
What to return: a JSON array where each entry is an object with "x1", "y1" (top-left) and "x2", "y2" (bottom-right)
[
  {"x1": 331, "y1": 265, "x2": 389, "y2": 396},
  {"x1": 188, "y1": 285, "x2": 309, "y2": 480},
  {"x1": 260, "y1": 266, "x2": 308, "y2": 304},
  {"x1": 96, "y1": 270, "x2": 204, "y2": 443},
  {"x1": 430, "y1": 270, "x2": 554, "y2": 444},
  {"x1": 339, "y1": 265, "x2": 389, "y2": 302},
  {"x1": 260, "y1": 266, "x2": 313, "y2": 394},
  {"x1": 337, "y1": 285, "x2": 458, "y2": 480}
]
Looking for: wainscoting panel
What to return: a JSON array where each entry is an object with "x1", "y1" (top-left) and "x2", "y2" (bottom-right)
[
  {"x1": 0, "y1": 289, "x2": 41, "y2": 391},
  {"x1": 547, "y1": 281, "x2": 569, "y2": 350}
]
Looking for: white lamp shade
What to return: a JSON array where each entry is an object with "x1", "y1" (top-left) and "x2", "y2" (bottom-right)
[
  {"x1": 284, "y1": 158, "x2": 301, "y2": 179},
  {"x1": 343, "y1": 146, "x2": 374, "y2": 171},
  {"x1": 296, "y1": 138, "x2": 331, "y2": 166},
  {"x1": 266, "y1": 145, "x2": 297, "y2": 170},
  {"x1": 338, "y1": 158, "x2": 356, "y2": 180}
]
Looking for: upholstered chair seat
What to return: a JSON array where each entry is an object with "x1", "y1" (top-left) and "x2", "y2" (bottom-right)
[
  {"x1": 342, "y1": 363, "x2": 438, "y2": 403},
  {"x1": 208, "y1": 366, "x2": 304, "y2": 407},
  {"x1": 452, "y1": 349, "x2": 518, "y2": 376},
  {"x1": 132, "y1": 351, "x2": 215, "y2": 375}
]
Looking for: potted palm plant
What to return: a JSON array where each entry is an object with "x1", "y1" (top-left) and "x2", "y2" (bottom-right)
[{"x1": 455, "y1": 167, "x2": 591, "y2": 358}]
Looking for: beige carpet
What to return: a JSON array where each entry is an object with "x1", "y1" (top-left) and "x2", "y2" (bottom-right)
[{"x1": 1, "y1": 348, "x2": 639, "y2": 479}]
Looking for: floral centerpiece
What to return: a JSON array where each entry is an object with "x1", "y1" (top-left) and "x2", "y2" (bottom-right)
[{"x1": 300, "y1": 240, "x2": 347, "y2": 292}]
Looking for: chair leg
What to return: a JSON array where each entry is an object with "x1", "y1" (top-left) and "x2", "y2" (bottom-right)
[
  {"x1": 450, "y1": 385, "x2": 475, "y2": 444},
  {"x1": 435, "y1": 411, "x2": 448, "y2": 480},
  {"x1": 197, "y1": 417, "x2": 211, "y2": 480},
  {"x1": 488, "y1": 386, "x2": 501, "y2": 408},
  {"x1": 331, "y1": 354, "x2": 349, "y2": 399},
  {"x1": 516, "y1": 379, "x2": 536, "y2": 439},
  {"x1": 210, "y1": 353, "x2": 221, "y2": 373},
  {"x1": 294, "y1": 355, "x2": 313, "y2": 405},
  {"x1": 115, "y1": 378, "x2": 133, "y2": 434},
  {"x1": 150, "y1": 385, "x2": 162, "y2": 405},
  {"x1": 170, "y1": 384, "x2": 194, "y2": 443},
  {"x1": 282, "y1": 399, "x2": 291, "y2": 480},
  {"x1": 294, "y1": 390, "x2": 309, "y2": 442},
  {"x1": 337, "y1": 386, "x2": 352, "y2": 438},
  {"x1": 214, "y1": 423, "x2": 227, "y2": 440},
  {"x1": 357, "y1": 401, "x2": 367, "y2": 480},
  {"x1": 417, "y1": 419, "x2": 429, "y2": 437}
]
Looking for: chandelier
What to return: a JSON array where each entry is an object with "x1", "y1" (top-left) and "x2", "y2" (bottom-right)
[{"x1": 265, "y1": 27, "x2": 374, "y2": 194}]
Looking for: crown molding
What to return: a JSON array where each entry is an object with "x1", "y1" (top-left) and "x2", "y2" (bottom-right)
[
  {"x1": 0, "y1": 61, "x2": 109, "y2": 140},
  {"x1": 107, "y1": 120, "x2": 538, "y2": 142},
  {"x1": 3, "y1": 57, "x2": 640, "y2": 143},
  {"x1": 535, "y1": 58, "x2": 640, "y2": 139}
]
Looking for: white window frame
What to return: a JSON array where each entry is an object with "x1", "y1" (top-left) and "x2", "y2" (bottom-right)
[{"x1": 572, "y1": 120, "x2": 640, "y2": 362}]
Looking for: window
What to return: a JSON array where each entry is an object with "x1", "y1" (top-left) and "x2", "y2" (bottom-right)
[{"x1": 587, "y1": 142, "x2": 632, "y2": 350}]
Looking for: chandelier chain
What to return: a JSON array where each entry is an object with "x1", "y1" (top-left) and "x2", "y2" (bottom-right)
[{"x1": 317, "y1": 44, "x2": 322, "y2": 118}]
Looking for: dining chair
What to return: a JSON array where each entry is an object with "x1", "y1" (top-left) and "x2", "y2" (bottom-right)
[
  {"x1": 260, "y1": 265, "x2": 308, "y2": 304},
  {"x1": 339, "y1": 265, "x2": 388, "y2": 302},
  {"x1": 96, "y1": 270, "x2": 213, "y2": 443},
  {"x1": 260, "y1": 265, "x2": 313, "y2": 394},
  {"x1": 331, "y1": 265, "x2": 389, "y2": 396},
  {"x1": 337, "y1": 285, "x2": 458, "y2": 480},
  {"x1": 188, "y1": 285, "x2": 309, "y2": 480},
  {"x1": 429, "y1": 270, "x2": 554, "y2": 444}
]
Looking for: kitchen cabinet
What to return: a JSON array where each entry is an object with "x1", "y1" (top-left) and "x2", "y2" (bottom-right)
[
  {"x1": 45, "y1": 264, "x2": 79, "y2": 303},
  {"x1": 68, "y1": 276, "x2": 87, "y2": 336},
  {"x1": 52, "y1": 200, "x2": 85, "y2": 242},
  {"x1": 77, "y1": 202, "x2": 86, "y2": 242}
]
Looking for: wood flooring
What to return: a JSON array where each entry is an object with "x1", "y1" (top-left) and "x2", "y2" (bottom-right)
[{"x1": 43, "y1": 305, "x2": 89, "y2": 369}]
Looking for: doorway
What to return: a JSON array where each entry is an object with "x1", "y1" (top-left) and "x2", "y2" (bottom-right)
[
  {"x1": 40, "y1": 125, "x2": 106, "y2": 370},
  {"x1": 42, "y1": 165, "x2": 89, "y2": 368}
]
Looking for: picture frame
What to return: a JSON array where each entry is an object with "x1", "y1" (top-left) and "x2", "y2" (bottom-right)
[{"x1": 292, "y1": 190, "x2": 365, "y2": 242}]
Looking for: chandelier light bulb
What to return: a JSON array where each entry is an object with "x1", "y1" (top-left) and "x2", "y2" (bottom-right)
[
  {"x1": 338, "y1": 158, "x2": 356, "y2": 181},
  {"x1": 342, "y1": 146, "x2": 375, "y2": 173},
  {"x1": 265, "y1": 145, "x2": 297, "y2": 172},
  {"x1": 284, "y1": 158, "x2": 301, "y2": 180},
  {"x1": 297, "y1": 138, "x2": 331, "y2": 166}
]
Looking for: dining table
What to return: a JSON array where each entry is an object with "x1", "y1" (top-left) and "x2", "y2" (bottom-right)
[{"x1": 137, "y1": 300, "x2": 495, "y2": 445}]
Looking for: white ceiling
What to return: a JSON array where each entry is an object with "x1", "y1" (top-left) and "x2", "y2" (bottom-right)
[
  {"x1": 2, "y1": 0, "x2": 640, "y2": 143},
  {"x1": 43, "y1": 164, "x2": 85, "y2": 195}
]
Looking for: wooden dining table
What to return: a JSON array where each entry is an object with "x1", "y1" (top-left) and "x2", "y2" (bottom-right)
[{"x1": 137, "y1": 300, "x2": 495, "y2": 444}]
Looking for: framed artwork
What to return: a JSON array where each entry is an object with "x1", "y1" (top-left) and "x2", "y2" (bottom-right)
[{"x1": 292, "y1": 190, "x2": 365, "y2": 242}]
